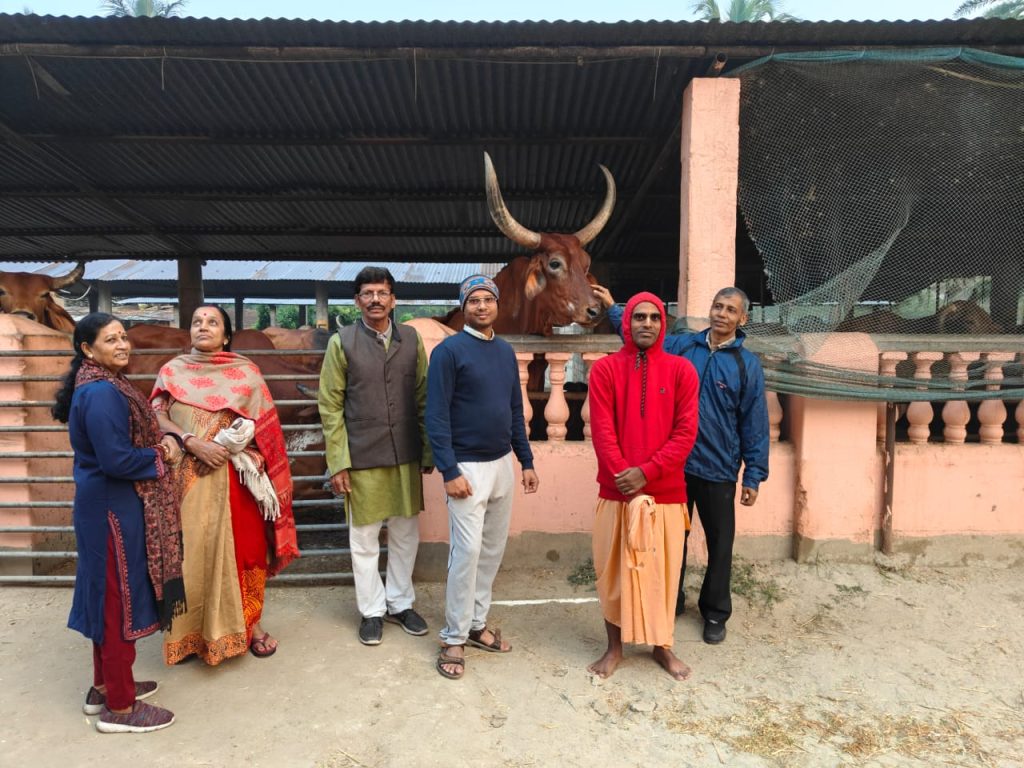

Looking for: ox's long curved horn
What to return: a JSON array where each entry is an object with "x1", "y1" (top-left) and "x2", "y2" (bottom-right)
[
  {"x1": 484, "y1": 152, "x2": 542, "y2": 250},
  {"x1": 573, "y1": 165, "x2": 616, "y2": 247},
  {"x1": 51, "y1": 260, "x2": 86, "y2": 290}
]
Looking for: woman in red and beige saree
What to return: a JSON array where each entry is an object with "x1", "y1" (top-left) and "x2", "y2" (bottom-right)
[{"x1": 153, "y1": 305, "x2": 298, "y2": 665}]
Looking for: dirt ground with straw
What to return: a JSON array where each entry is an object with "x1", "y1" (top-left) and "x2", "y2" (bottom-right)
[{"x1": 2, "y1": 556, "x2": 1023, "y2": 768}]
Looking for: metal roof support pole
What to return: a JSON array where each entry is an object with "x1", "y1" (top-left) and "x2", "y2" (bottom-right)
[
  {"x1": 178, "y1": 258, "x2": 204, "y2": 330},
  {"x1": 315, "y1": 283, "x2": 329, "y2": 330},
  {"x1": 95, "y1": 282, "x2": 112, "y2": 314},
  {"x1": 234, "y1": 297, "x2": 245, "y2": 330},
  {"x1": 677, "y1": 77, "x2": 740, "y2": 330}
]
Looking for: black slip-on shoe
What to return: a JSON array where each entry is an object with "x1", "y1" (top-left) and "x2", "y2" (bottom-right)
[
  {"x1": 384, "y1": 608, "x2": 429, "y2": 636},
  {"x1": 358, "y1": 616, "x2": 384, "y2": 645}
]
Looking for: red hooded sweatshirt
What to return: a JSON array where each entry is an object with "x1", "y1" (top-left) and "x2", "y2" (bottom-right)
[{"x1": 589, "y1": 292, "x2": 699, "y2": 504}]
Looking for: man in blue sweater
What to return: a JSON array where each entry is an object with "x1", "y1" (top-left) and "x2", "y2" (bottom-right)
[
  {"x1": 426, "y1": 274, "x2": 539, "y2": 680},
  {"x1": 596, "y1": 284, "x2": 769, "y2": 645}
]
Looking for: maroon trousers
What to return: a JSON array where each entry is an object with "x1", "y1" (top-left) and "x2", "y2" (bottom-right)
[{"x1": 91, "y1": 534, "x2": 137, "y2": 711}]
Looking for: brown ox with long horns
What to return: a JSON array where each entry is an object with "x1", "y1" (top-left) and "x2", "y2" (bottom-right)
[
  {"x1": 0, "y1": 261, "x2": 85, "y2": 332},
  {"x1": 443, "y1": 153, "x2": 614, "y2": 335}
]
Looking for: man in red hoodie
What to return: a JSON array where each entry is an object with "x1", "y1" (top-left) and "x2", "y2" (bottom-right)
[{"x1": 586, "y1": 292, "x2": 699, "y2": 680}]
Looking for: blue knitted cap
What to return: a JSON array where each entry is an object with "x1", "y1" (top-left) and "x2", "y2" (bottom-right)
[{"x1": 459, "y1": 274, "x2": 500, "y2": 308}]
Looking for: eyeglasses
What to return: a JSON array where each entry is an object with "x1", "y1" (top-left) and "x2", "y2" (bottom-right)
[
  {"x1": 465, "y1": 296, "x2": 497, "y2": 308},
  {"x1": 358, "y1": 290, "x2": 392, "y2": 301},
  {"x1": 632, "y1": 312, "x2": 662, "y2": 322}
]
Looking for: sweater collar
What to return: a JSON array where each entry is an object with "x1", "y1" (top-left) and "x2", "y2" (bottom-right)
[{"x1": 463, "y1": 325, "x2": 495, "y2": 341}]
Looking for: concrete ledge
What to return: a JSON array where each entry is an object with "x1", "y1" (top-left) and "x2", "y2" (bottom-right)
[
  {"x1": 893, "y1": 534, "x2": 1024, "y2": 567},
  {"x1": 792, "y1": 533, "x2": 877, "y2": 564},
  {"x1": 733, "y1": 534, "x2": 792, "y2": 562}
]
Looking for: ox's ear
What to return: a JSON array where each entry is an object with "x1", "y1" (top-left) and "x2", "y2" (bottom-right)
[{"x1": 524, "y1": 258, "x2": 547, "y2": 300}]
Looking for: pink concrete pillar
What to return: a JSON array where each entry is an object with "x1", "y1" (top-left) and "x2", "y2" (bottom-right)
[
  {"x1": 789, "y1": 334, "x2": 880, "y2": 561},
  {"x1": 678, "y1": 77, "x2": 741, "y2": 327}
]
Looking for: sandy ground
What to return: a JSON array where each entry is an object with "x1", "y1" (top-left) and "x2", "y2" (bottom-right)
[{"x1": 2, "y1": 558, "x2": 1023, "y2": 768}]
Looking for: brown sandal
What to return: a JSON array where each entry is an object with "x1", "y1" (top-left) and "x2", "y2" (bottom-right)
[
  {"x1": 467, "y1": 626, "x2": 511, "y2": 653},
  {"x1": 249, "y1": 632, "x2": 278, "y2": 658},
  {"x1": 436, "y1": 645, "x2": 465, "y2": 680}
]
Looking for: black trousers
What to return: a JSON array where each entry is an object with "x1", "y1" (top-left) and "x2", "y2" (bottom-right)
[{"x1": 678, "y1": 474, "x2": 736, "y2": 624}]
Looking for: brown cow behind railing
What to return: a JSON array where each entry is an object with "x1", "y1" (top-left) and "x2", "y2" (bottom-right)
[
  {"x1": 439, "y1": 153, "x2": 614, "y2": 337},
  {"x1": 836, "y1": 300, "x2": 1004, "y2": 334},
  {"x1": 0, "y1": 261, "x2": 84, "y2": 333}
]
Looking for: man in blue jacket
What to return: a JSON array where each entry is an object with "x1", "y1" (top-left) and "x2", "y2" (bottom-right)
[{"x1": 596, "y1": 285, "x2": 769, "y2": 645}]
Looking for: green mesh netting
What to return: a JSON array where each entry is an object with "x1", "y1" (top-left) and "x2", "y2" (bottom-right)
[{"x1": 727, "y1": 48, "x2": 1024, "y2": 402}]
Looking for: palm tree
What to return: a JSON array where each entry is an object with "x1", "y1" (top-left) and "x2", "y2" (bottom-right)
[
  {"x1": 692, "y1": 0, "x2": 798, "y2": 21},
  {"x1": 954, "y1": 0, "x2": 1024, "y2": 18},
  {"x1": 101, "y1": 0, "x2": 187, "y2": 16}
]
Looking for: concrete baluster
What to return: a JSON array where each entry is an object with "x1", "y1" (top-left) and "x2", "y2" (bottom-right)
[
  {"x1": 877, "y1": 352, "x2": 907, "y2": 442},
  {"x1": 765, "y1": 392, "x2": 783, "y2": 442},
  {"x1": 941, "y1": 352, "x2": 978, "y2": 444},
  {"x1": 543, "y1": 352, "x2": 572, "y2": 442},
  {"x1": 977, "y1": 352, "x2": 1013, "y2": 445},
  {"x1": 906, "y1": 352, "x2": 942, "y2": 444},
  {"x1": 515, "y1": 352, "x2": 533, "y2": 438},
  {"x1": 580, "y1": 353, "x2": 605, "y2": 442},
  {"x1": 1017, "y1": 355, "x2": 1024, "y2": 442}
]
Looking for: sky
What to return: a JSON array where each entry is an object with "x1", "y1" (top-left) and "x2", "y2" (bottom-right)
[{"x1": 0, "y1": 0, "x2": 970, "y2": 23}]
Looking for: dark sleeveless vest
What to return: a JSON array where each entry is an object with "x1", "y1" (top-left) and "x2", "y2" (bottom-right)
[{"x1": 338, "y1": 321, "x2": 423, "y2": 470}]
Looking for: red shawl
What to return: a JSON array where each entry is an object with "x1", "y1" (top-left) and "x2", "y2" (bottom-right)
[{"x1": 151, "y1": 351, "x2": 299, "y2": 575}]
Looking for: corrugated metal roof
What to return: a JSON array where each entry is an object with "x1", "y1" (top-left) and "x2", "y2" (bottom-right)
[
  {"x1": 1, "y1": 14, "x2": 1022, "y2": 302},
  {"x1": 2, "y1": 16, "x2": 1022, "y2": 49},
  {"x1": 0, "y1": 259, "x2": 500, "y2": 299}
]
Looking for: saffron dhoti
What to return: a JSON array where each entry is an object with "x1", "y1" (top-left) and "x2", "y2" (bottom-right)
[{"x1": 592, "y1": 496, "x2": 689, "y2": 648}]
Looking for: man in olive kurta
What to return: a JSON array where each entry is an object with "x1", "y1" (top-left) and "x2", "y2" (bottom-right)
[{"x1": 318, "y1": 266, "x2": 433, "y2": 646}]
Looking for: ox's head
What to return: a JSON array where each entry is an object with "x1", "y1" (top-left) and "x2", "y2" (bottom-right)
[
  {"x1": 0, "y1": 261, "x2": 84, "y2": 333},
  {"x1": 484, "y1": 153, "x2": 614, "y2": 335}
]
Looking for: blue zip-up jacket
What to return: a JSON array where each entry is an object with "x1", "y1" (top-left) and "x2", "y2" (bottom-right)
[{"x1": 608, "y1": 304, "x2": 769, "y2": 489}]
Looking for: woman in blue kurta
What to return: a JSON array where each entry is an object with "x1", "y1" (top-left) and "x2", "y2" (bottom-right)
[{"x1": 52, "y1": 312, "x2": 185, "y2": 734}]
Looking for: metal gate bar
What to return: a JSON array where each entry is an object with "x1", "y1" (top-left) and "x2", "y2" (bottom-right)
[{"x1": 0, "y1": 343, "x2": 361, "y2": 585}]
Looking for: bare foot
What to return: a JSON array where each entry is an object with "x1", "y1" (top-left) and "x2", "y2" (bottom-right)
[
  {"x1": 587, "y1": 648, "x2": 623, "y2": 679},
  {"x1": 652, "y1": 646, "x2": 691, "y2": 681}
]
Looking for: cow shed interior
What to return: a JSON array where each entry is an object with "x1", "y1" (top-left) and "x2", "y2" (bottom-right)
[{"x1": 3, "y1": 14, "x2": 1024, "y2": 321}]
